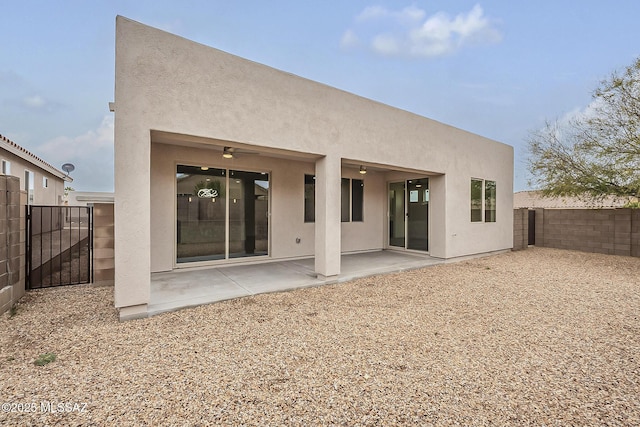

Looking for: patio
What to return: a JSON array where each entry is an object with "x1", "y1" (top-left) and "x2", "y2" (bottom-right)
[{"x1": 149, "y1": 250, "x2": 443, "y2": 316}]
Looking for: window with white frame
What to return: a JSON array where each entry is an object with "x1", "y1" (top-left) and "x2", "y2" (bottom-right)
[
  {"x1": 1, "y1": 160, "x2": 10, "y2": 175},
  {"x1": 43, "y1": 177, "x2": 49, "y2": 188},
  {"x1": 471, "y1": 178, "x2": 496, "y2": 223}
]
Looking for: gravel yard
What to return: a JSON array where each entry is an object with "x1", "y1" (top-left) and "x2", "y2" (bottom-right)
[{"x1": 1, "y1": 247, "x2": 639, "y2": 426}]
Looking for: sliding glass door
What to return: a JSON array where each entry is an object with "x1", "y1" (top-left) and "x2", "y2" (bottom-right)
[
  {"x1": 176, "y1": 165, "x2": 269, "y2": 264},
  {"x1": 407, "y1": 179, "x2": 429, "y2": 251},
  {"x1": 228, "y1": 170, "x2": 269, "y2": 258},
  {"x1": 388, "y1": 178, "x2": 429, "y2": 252}
]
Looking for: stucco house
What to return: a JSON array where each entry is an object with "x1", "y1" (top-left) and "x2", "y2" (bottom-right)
[
  {"x1": 0, "y1": 134, "x2": 70, "y2": 205},
  {"x1": 113, "y1": 16, "x2": 514, "y2": 320}
]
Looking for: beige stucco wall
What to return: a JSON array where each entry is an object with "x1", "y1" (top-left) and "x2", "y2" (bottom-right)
[
  {"x1": 114, "y1": 16, "x2": 513, "y2": 317},
  {"x1": 0, "y1": 151, "x2": 66, "y2": 205}
]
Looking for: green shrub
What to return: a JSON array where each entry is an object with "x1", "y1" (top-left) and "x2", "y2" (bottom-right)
[
  {"x1": 34, "y1": 353, "x2": 57, "y2": 366},
  {"x1": 623, "y1": 201, "x2": 640, "y2": 209}
]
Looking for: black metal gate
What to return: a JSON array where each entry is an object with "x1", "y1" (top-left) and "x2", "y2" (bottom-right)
[{"x1": 26, "y1": 206, "x2": 93, "y2": 289}]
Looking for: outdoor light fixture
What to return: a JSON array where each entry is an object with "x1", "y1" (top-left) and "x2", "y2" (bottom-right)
[
  {"x1": 359, "y1": 165, "x2": 367, "y2": 174},
  {"x1": 223, "y1": 147, "x2": 233, "y2": 159},
  {"x1": 200, "y1": 166, "x2": 209, "y2": 171}
]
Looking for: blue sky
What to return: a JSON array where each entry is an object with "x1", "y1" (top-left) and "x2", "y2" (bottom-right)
[{"x1": 1, "y1": 1, "x2": 639, "y2": 192}]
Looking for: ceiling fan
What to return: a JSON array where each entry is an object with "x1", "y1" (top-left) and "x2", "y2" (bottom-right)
[{"x1": 221, "y1": 146, "x2": 260, "y2": 159}]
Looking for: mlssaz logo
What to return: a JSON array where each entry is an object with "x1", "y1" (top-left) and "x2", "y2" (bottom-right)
[{"x1": 197, "y1": 188, "x2": 218, "y2": 198}]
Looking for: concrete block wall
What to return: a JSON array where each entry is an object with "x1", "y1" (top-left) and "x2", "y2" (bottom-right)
[
  {"x1": 512, "y1": 208, "x2": 528, "y2": 251},
  {"x1": 0, "y1": 176, "x2": 26, "y2": 315},
  {"x1": 632, "y1": 210, "x2": 640, "y2": 258},
  {"x1": 92, "y1": 203, "x2": 114, "y2": 286},
  {"x1": 520, "y1": 208, "x2": 638, "y2": 257}
]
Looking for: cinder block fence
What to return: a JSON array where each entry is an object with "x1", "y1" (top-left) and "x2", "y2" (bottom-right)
[
  {"x1": 92, "y1": 203, "x2": 114, "y2": 286},
  {"x1": 514, "y1": 208, "x2": 639, "y2": 257},
  {"x1": 0, "y1": 176, "x2": 26, "y2": 315},
  {"x1": 513, "y1": 208, "x2": 528, "y2": 251}
]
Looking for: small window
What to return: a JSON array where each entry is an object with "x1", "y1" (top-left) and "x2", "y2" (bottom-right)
[
  {"x1": 471, "y1": 178, "x2": 497, "y2": 223},
  {"x1": 341, "y1": 178, "x2": 365, "y2": 223},
  {"x1": 485, "y1": 180, "x2": 496, "y2": 222},
  {"x1": 351, "y1": 179, "x2": 364, "y2": 222},
  {"x1": 341, "y1": 178, "x2": 350, "y2": 222},
  {"x1": 24, "y1": 170, "x2": 34, "y2": 205},
  {"x1": 43, "y1": 177, "x2": 49, "y2": 188},
  {"x1": 308, "y1": 175, "x2": 365, "y2": 223},
  {"x1": 471, "y1": 179, "x2": 483, "y2": 222},
  {"x1": 304, "y1": 174, "x2": 315, "y2": 223},
  {"x1": 1, "y1": 160, "x2": 10, "y2": 175},
  {"x1": 340, "y1": 178, "x2": 364, "y2": 222}
]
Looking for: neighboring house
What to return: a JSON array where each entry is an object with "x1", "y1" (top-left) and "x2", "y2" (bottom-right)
[
  {"x1": 514, "y1": 190, "x2": 630, "y2": 209},
  {"x1": 0, "y1": 134, "x2": 71, "y2": 205},
  {"x1": 113, "y1": 17, "x2": 514, "y2": 320}
]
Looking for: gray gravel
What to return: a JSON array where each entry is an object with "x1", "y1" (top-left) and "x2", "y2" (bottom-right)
[{"x1": 1, "y1": 247, "x2": 639, "y2": 426}]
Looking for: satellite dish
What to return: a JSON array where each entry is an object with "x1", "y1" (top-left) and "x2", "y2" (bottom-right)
[{"x1": 61, "y1": 163, "x2": 75, "y2": 175}]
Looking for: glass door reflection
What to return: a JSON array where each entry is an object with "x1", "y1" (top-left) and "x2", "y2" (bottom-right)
[
  {"x1": 389, "y1": 181, "x2": 406, "y2": 248},
  {"x1": 176, "y1": 166, "x2": 226, "y2": 263},
  {"x1": 176, "y1": 166, "x2": 269, "y2": 264},
  {"x1": 229, "y1": 170, "x2": 269, "y2": 258},
  {"x1": 388, "y1": 178, "x2": 429, "y2": 252},
  {"x1": 407, "y1": 179, "x2": 428, "y2": 251}
]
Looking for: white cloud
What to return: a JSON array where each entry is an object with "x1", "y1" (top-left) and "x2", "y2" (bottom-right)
[
  {"x1": 340, "y1": 29, "x2": 360, "y2": 49},
  {"x1": 356, "y1": 6, "x2": 390, "y2": 22},
  {"x1": 39, "y1": 115, "x2": 113, "y2": 153},
  {"x1": 23, "y1": 95, "x2": 47, "y2": 109},
  {"x1": 343, "y1": 4, "x2": 502, "y2": 59},
  {"x1": 18, "y1": 94, "x2": 65, "y2": 113},
  {"x1": 356, "y1": 5, "x2": 425, "y2": 25},
  {"x1": 372, "y1": 34, "x2": 401, "y2": 56},
  {"x1": 35, "y1": 115, "x2": 114, "y2": 191}
]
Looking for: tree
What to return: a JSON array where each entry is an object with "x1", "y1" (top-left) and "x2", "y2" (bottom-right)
[{"x1": 527, "y1": 57, "x2": 640, "y2": 200}]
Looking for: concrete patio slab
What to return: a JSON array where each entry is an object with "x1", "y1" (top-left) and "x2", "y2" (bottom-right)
[{"x1": 148, "y1": 250, "x2": 443, "y2": 316}]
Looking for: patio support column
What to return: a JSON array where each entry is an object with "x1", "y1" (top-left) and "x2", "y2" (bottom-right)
[
  {"x1": 314, "y1": 154, "x2": 341, "y2": 279},
  {"x1": 428, "y1": 174, "x2": 447, "y2": 258},
  {"x1": 114, "y1": 124, "x2": 151, "y2": 320},
  {"x1": 113, "y1": 17, "x2": 152, "y2": 320}
]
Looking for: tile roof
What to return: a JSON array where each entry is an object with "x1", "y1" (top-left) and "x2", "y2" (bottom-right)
[{"x1": 0, "y1": 133, "x2": 68, "y2": 180}]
